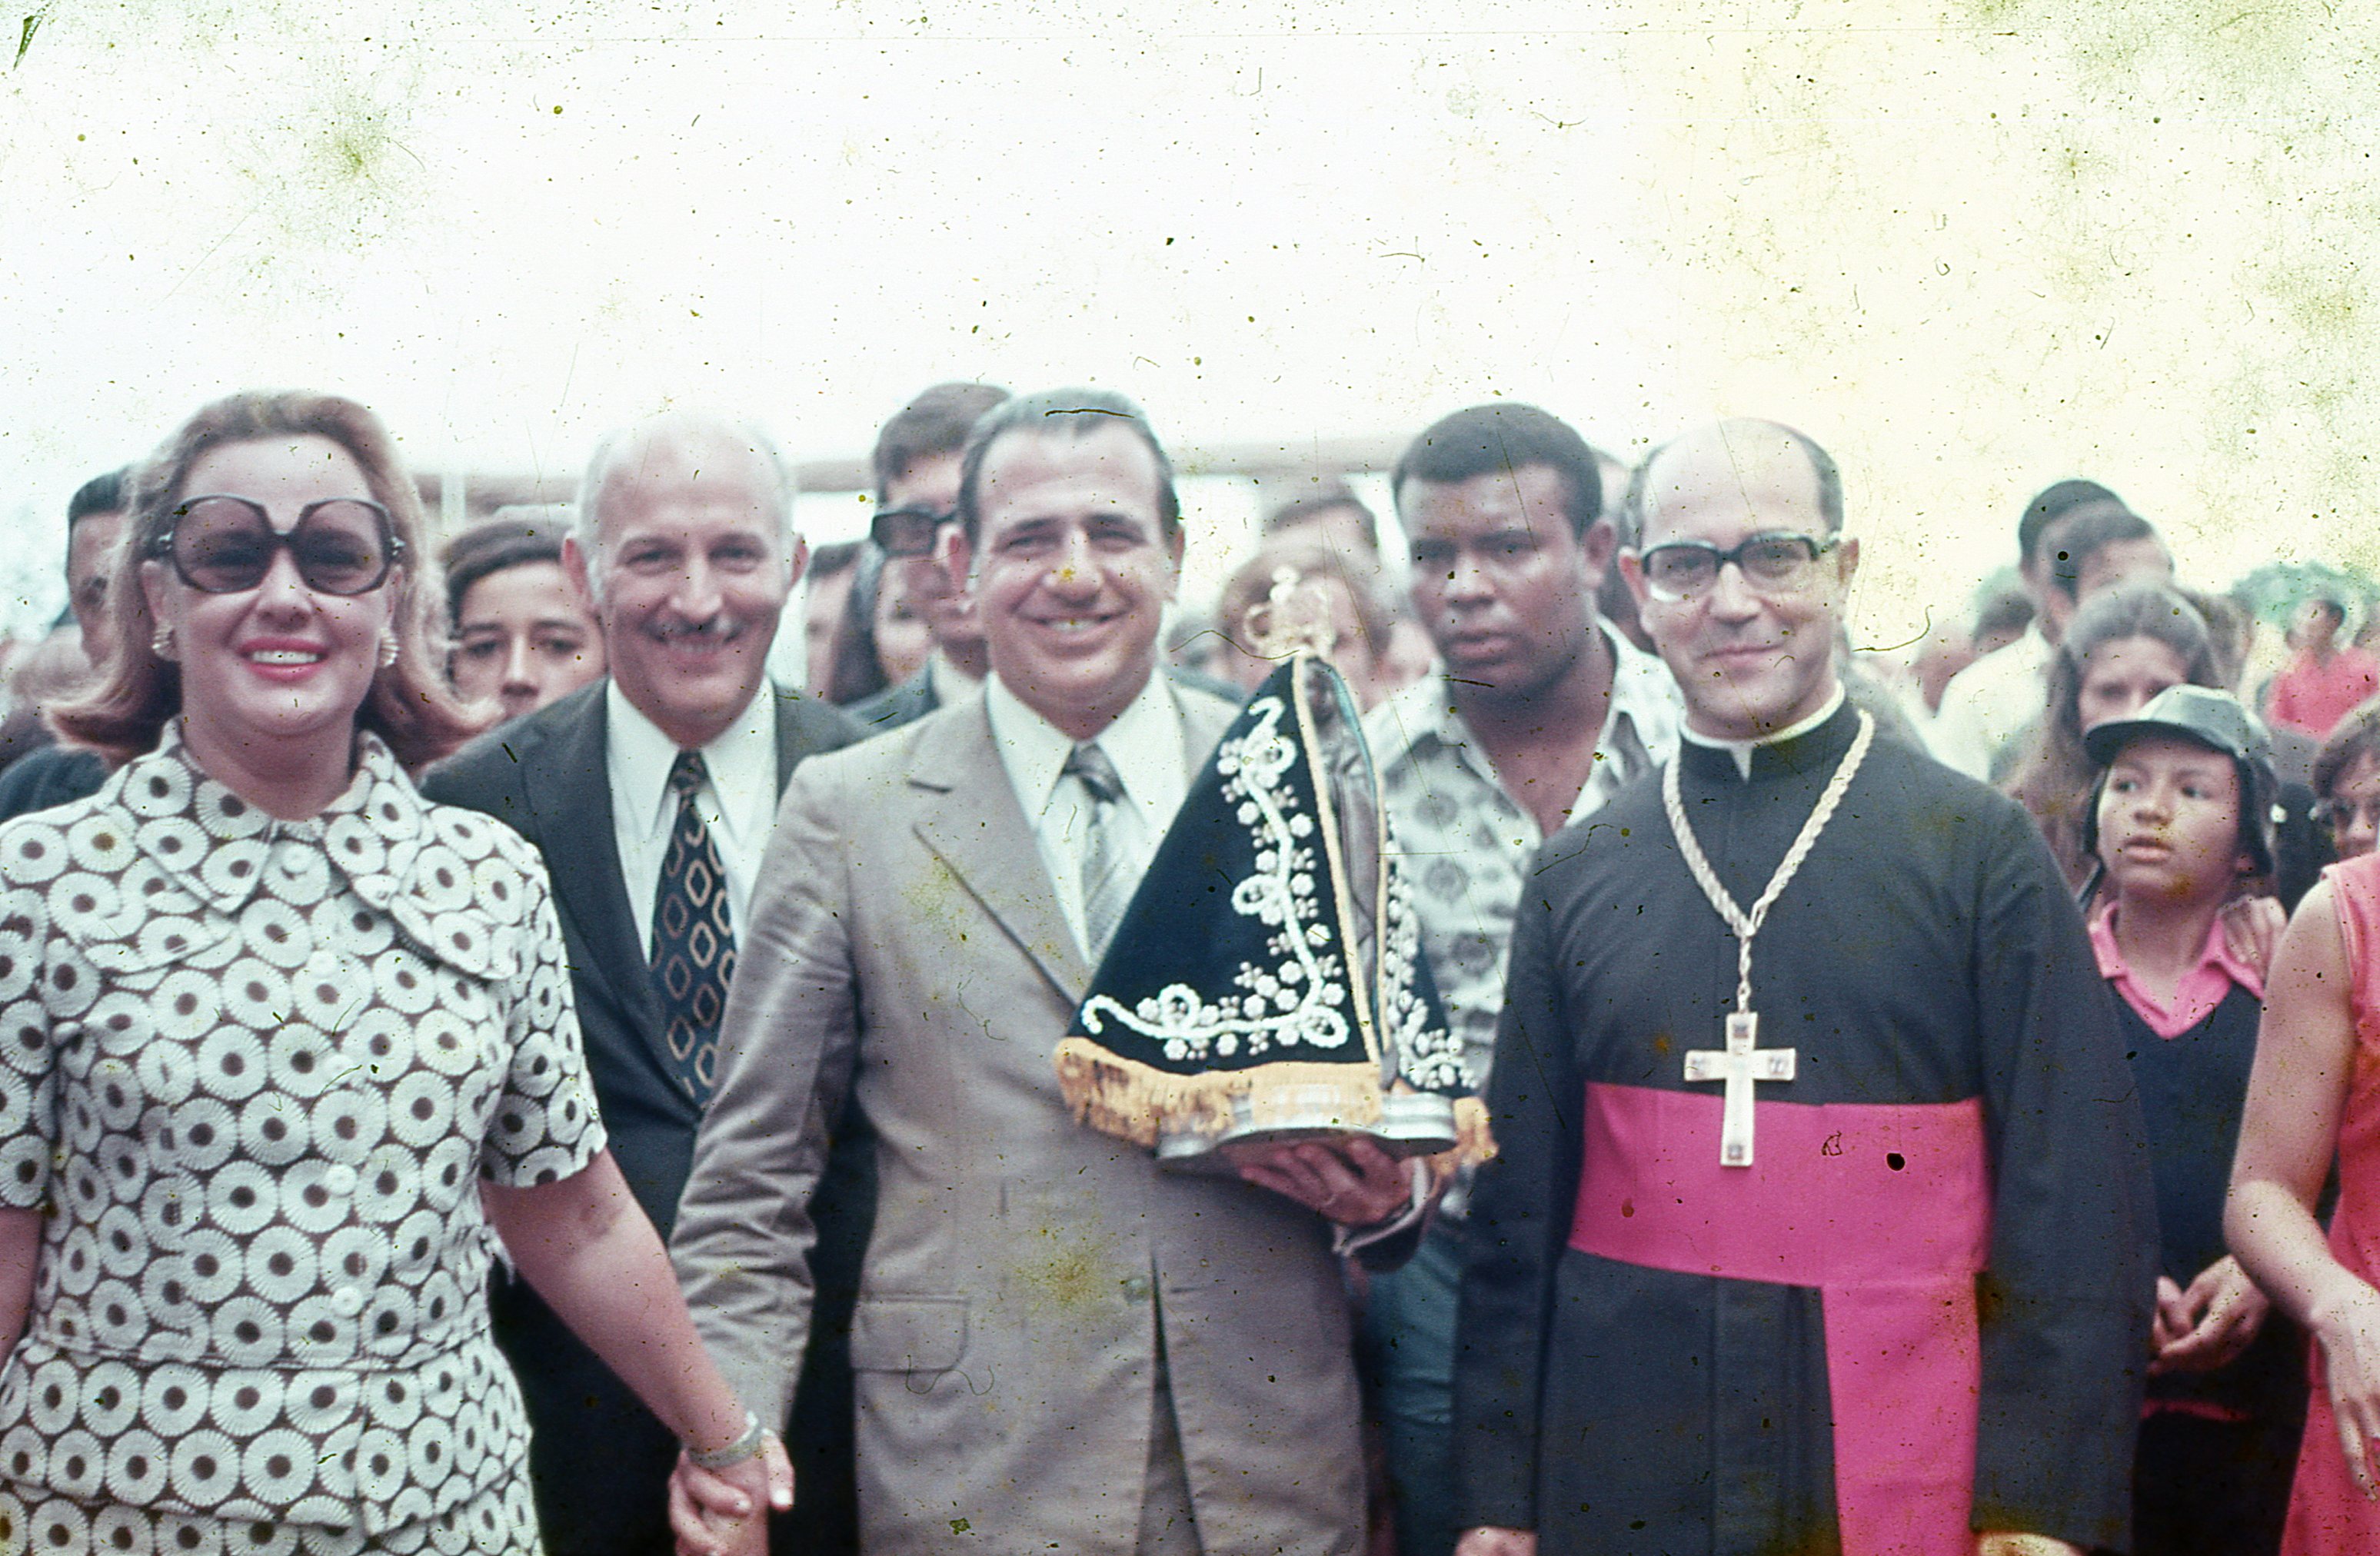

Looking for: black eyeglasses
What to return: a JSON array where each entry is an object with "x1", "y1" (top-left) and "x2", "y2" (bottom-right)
[
  {"x1": 154, "y1": 495, "x2": 404, "y2": 597},
  {"x1": 870, "y1": 504, "x2": 958, "y2": 559},
  {"x1": 1637, "y1": 533, "x2": 1839, "y2": 603}
]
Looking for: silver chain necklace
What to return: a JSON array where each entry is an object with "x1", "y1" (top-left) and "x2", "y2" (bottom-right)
[{"x1": 1661, "y1": 708, "x2": 1876, "y2": 1165}]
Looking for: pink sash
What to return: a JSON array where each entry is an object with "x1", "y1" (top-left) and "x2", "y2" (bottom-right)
[{"x1": 1568, "y1": 1082, "x2": 1992, "y2": 1556}]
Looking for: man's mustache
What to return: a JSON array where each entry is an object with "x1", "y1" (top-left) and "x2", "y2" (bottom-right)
[{"x1": 649, "y1": 617, "x2": 744, "y2": 643}]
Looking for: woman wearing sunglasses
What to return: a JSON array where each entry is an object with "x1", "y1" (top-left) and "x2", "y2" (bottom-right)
[{"x1": 0, "y1": 393, "x2": 785, "y2": 1554}]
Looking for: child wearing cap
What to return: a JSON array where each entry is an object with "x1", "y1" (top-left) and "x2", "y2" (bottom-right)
[{"x1": 2087, "y1": 685, "x2": 2305, "y2": 1555}]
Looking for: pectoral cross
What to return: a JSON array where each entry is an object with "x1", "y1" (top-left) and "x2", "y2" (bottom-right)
[{"x1": 1682, "y1": 1012, "x2": 1796, "y2": 1168}]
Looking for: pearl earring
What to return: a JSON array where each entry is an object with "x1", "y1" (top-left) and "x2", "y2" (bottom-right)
[
  {"x1": 151, "y1": 623, "x2": 175, "y2": 660},
  {"x1": 378, "y1": 632, "x2": 400, "y2": 668}
]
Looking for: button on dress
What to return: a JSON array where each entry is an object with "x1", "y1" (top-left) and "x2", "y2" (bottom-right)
[{"x1": 0, "y1": 726, "x2": 607, "y2": 1554}]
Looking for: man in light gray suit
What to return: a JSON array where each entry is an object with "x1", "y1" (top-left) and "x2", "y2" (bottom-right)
[{"x1": 669, "y1": 389, "x2": 1421, "y2": 1556}]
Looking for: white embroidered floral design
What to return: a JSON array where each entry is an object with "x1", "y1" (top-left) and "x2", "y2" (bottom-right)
[
  {"x1": 1083, "y1": 695, "x2": 1354, "y2": 1063},
  {"x1": 1079, "y1": 690, "x2": 1462, "y2": 1093},
  {"x1": 1381, "y1": 860, "x2": 1465, "y2": 1093}
]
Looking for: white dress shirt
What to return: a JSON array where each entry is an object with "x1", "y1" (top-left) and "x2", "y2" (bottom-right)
[
  {"x1": 1368, "y1": 623, "x2": 1683, "y2": 1098},
  {"x1": 985, "y1": 670, "x2": 1191, "y2": 961},
  {"x1": 606, "y1": 680, "x2": 781, "y2": 952},
  {"x1": 926, "y1": 648, "x2": 982, "y2": 704},
  {"x1": 1927, "y1": 626, "x2": 2054, "y2": 781}
]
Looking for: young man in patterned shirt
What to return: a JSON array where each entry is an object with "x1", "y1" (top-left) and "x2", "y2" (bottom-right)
[{"x1": 1360, "y1": 403, "x2": 1681, "y2": 1556}]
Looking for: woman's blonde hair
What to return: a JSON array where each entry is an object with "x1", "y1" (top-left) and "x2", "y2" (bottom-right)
[{"x1": 51, "y1": 391, "x2": 488, "y2": 770}]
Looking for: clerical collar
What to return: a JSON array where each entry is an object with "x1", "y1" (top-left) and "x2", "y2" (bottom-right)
[{"x1": 1678, "y1": 687, "x2": 1849, "y2": 780}]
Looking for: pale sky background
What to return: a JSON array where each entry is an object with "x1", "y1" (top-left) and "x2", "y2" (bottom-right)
[{"x1": 2, "y1": 0, "x2": 2372, "y2": 648}]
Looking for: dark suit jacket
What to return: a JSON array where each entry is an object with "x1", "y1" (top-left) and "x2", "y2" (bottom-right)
[
  {"x1": 422, "y1": 679, "x2": 866, "y2": 1556},
  {"x1": 845, "y1": 669, "x2": 937, "y2": 733},
  {"x1": 0, "y1": 741, "x2": 106, "y2": 823}
]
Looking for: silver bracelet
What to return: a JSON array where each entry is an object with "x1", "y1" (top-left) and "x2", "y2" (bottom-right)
[{"x1": 687, "y1": 1409, "x2": 767, "y2": 1471}]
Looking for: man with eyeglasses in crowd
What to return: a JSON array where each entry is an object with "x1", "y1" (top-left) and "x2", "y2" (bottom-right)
[
  {"x1": 1359, "y1": 403, "x2": 1681, "y2": 1556},
  {"x1": 1452, "y1": 420, "x2": 2156, "y2": 1556},
  {"x1": 846, "y1": 381, "x2": 1010, "y2": 730}
]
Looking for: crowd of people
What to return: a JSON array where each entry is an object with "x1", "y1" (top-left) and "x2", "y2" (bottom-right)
[{"x1": 0, "y1": 379, "x2": 2378, "y2": 1556}]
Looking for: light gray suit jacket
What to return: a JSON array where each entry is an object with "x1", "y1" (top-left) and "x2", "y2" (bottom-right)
[{"x1": 671, "y1": 684, "x2": 1365, "y2": 1555}]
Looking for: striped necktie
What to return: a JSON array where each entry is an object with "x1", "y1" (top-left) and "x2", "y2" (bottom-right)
[
  {"x1": 1064, "y1": 742, "x2": 1133, "y2": 963},
  {"x1": 650, "y1": 750, "x2": 736, "y2": 1104}
]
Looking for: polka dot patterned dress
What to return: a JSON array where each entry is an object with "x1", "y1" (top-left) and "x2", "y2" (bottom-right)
[{"x1": 0, "y1": 725, "x2": 607, "y2": 1554}]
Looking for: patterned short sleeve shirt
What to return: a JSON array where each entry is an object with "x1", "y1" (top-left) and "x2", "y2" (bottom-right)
[
  {"x1": 0, "y1": 726, "x2": 606, "y2": 1537},
  {"x1": 1366, "y1": 627, "x2": 1683, "y2": 1099}
]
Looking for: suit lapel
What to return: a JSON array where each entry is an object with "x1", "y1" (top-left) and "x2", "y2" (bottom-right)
[
  {"x1": 910, "y1": 697, "x2": 1092, "y2": 1003},
  {"x1": 768, "y1": 683, "x2": 805, "y2": 796},
  {"x1": 526, "y1": 688, "x2": 674, "y2": 1072}
]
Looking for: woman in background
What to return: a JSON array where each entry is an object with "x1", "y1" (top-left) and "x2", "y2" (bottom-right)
[
  {"x1": 2006, "y1": 584, "x2": 2224, "y2": 888},
  {"x1": 1213, "y1": 537, "x2": 1400, "y2": 711},
  {"x1": 2314, "y1": 700, "x2": 2380, "y2": 863}
]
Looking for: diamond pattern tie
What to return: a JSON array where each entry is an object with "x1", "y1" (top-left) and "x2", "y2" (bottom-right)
[
  {"x1": 1064, "y1": 742, "x2": 1134, "y2": 963},
  {"x1": 651, "y1": 750, "x2": 736, "y2": 1105}
]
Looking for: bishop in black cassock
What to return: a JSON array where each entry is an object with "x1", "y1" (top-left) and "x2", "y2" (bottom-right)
[{"x1": 1453, "y1": 421, "x2": 2158, "y2": 1556}]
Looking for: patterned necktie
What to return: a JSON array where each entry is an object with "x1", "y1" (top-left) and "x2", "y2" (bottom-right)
[
  {"x1": 1064, "y1": 742, "x2": 1133, "y2": 963},
  {"x1": 650, "y1": 750, "x2": 736, "y2": 1104}
]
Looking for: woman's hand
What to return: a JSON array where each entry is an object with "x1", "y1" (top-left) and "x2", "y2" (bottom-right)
[
  {"x1": 669, "y1": 1437, "x2": 794, "y2": 1556},
  {"x1": 2220, "y1": 894, "x2": 2287, "y2": 980},
  {"x1": 2154, "y1": 1256, "x2": 2270, "y2": 1375},
  {"x1": 2312, "y1": 1282, "x2": 2380, "y2": 1498}
]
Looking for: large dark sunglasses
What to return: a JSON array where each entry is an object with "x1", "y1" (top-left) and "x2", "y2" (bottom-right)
[
  {"x1": 1637, "y1": 532, "x2": 1839, "y2": 603},
  {"x1": 870, "y1": 504, "x2": 958, "y2": 559},
  {"x1": 155, "y1": 495, "x2": 404, "y2": 597}
]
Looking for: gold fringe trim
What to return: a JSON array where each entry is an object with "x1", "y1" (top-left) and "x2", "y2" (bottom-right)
[
  {"x1": 1451, "y1": 1094, "x2": 1498, "y2": 1168},
  {"x1": 1054, "y1": 1041, "x2": 1390, "y2": 1151}
]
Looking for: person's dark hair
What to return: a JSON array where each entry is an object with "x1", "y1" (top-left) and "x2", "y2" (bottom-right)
[
  {"x1": 2315, "y1": 697, "x2": 2380, "y2": 803},
  {"x1": 2016, "y1": 478, "x2": 2122, "y2": 570},
  {"x1": 2312, "y1": 594, "x2": 2351, "y2": 627},
  {"x1": 52, "y1": 391, "x2": 485, "y2": 770},
  {"x1": 955, "y1": 388, "x2": 1180, "y2": 545},
  {"x1": 68, "y1": 467, "x2": 130, "y2": 532},
  {"x1": 1393, "y1": 404, "x2": 1603, "y2": 540},
  {"x1": 440, "y1": 507, "x2": 571, "y2": 630},
  {"x1": 874, "y1": 383, "x2": 1012, "y2": 504},
  {"x1": 1625, "y1": 419, "x2": 1844, "y2": 539},
  {"x1": 2005, "y1": 583, "x2": 2221, "y2": 884},
  {"x1": 1260, "y1": 484, "x2": 1380, "y2": 554},
  {"x1": 2039, "y1": 501, "x2": 2162, "y2": 602},
  {"x1": 826, "y1": 545, "x2": 893, "y2": 706},
  {"x1": 808, "y1": 537, "x2": 864, "y2": 583}
]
